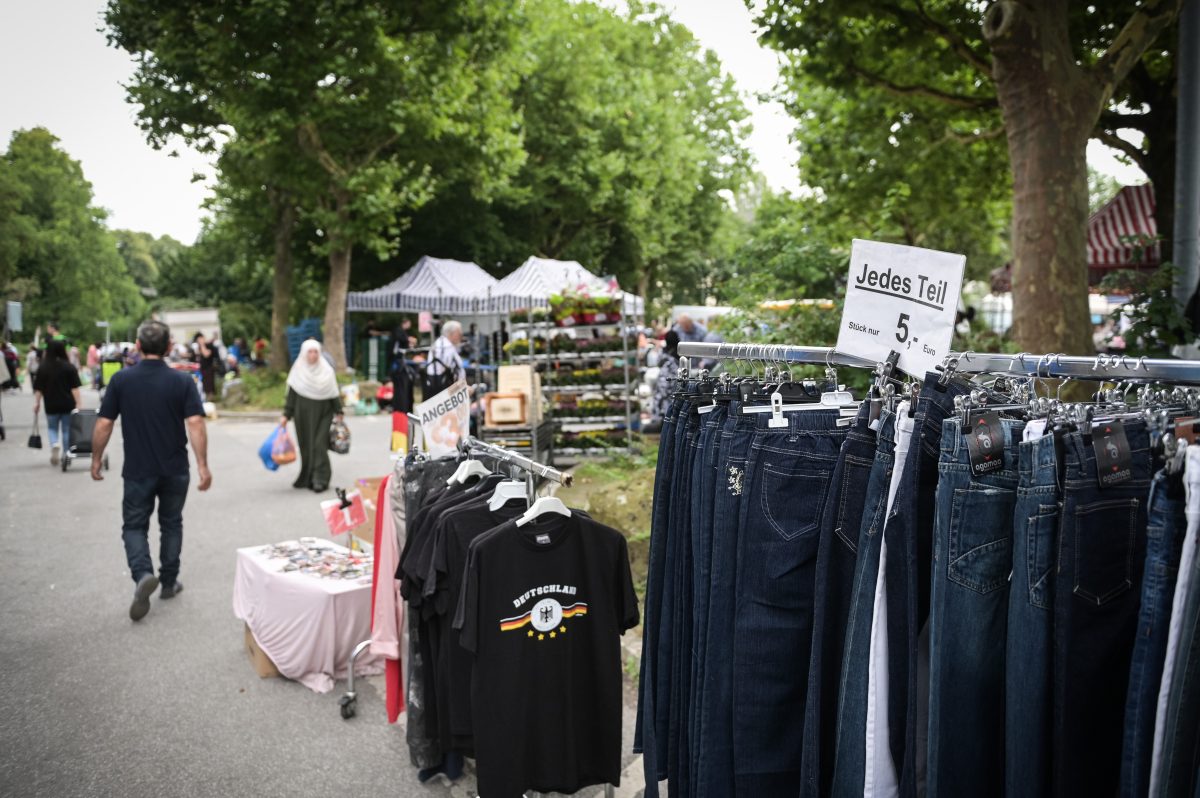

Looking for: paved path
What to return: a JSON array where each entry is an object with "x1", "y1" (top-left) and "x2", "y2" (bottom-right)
[{"x1": 0, "y1": 387, "x2": 643, "y2": 798}]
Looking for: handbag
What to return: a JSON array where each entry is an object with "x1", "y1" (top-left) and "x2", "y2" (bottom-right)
[
  {"x1": 329, "y1": 417, "x2": 351, "y2": 455},
  {"x1": 27, "y1": 409, "x2": 42, "y2": 449},
  {"x1": 271, "y1": 428, "x2": 297, "y2": 465}
]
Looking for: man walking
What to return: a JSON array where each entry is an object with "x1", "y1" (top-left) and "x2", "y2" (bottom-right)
[{"x1": 91, "y1": 321, "x2": 212, "y2": 621}]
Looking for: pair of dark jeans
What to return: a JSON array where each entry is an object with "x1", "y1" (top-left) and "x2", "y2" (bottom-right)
[
  {"x1": 1053, "y1": 423, "x2": 1152, "y2": 796},
  {"x1": 637, "y1": 387, "x2": 691, "y2": 796},
  {"x1": 1121, "y1": 468, "x2": 1187, "y2": 797},
  {"x1": 800, "y1": 401, "x2": 877, "y2": 797},
  {"x1": 1005, "y1": 432, "x2": 1061, "y2": 798},
  {"x1": 694, "y1": 403, "x2": 756, "y2": 798},
  {"x1": 733, "y1": 408, "x2": 845, "y2": 794},
  {"x1": 688, "y1": 403, "x2": 728, "y2": 794},
  {"x1": 927, "y1": 416, "x2": 1023, "y2": 798},
  {"x1": 121, "y1": 473, "x2": 190, "y2": 586},
  {"x1": 881, "y1": 374, "x2": 970, "y2": 797},
  {"x1": 831, "y1": 410, "x2": 897, "y2": 797},
  {"x1": 1156, "y1": 507, "x2": 1200, "y2": 797}
]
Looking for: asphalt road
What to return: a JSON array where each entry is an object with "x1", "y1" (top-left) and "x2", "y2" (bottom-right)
[{"x1": 0, "y1": 386, "x2": 642, "y2": 798}]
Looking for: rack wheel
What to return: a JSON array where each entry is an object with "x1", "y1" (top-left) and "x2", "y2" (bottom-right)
[
  {"x1": 62, "y1": 455, "x2": 70, "y2": 472},
  {"x1": 103, "y1": 454, "x2": 110, "y2": 471},
  {"x1": 338, "y1": 694, "x2": 357, "y2": 720},
  {"x1": 0, "y1": 425, "x2": 5, "y2": 440}
]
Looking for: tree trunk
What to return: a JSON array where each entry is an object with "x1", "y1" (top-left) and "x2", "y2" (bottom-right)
[
  {"x1": 268, "y1": 194, "x2": 296, "y2": 371},
  {"x1": 985, "y1": 1, "x2": 1096, "y2": 356},
  {"x1": 323, "y1": 244, "x2": 352, "y2": 371}
]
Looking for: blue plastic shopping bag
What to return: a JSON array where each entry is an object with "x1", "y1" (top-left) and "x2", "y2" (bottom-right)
[{"x1": 259, "y1": 426, "x2": 282, "y2": 471}]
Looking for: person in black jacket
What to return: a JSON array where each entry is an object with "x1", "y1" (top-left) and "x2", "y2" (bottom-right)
[{"x1": 33, "y1": 340, "x2": 82, "y2": 465}]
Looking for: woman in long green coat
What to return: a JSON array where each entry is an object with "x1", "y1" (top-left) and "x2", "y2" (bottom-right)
[{"x1": 278, "y1": 340, "x2": 343, "y2": 492}]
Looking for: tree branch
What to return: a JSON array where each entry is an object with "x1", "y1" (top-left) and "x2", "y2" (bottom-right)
[
  {"x1": 847, "y1": 64, "x2": 998, "y2": 110},
  {"x1": 296, "y1": 122, "x2": 347, "y2": 180},
  {"x1": 1091, "y1": 0, "x2": 1185, "y2": 96},
  {"x1": 1092, "y1": 128, "x2": 1150, "y2": 173},
  {"x1": 907, "y1": 0, "x2": 993, "y2": 74}
]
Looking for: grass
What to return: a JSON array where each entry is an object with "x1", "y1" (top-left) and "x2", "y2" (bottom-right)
[{"x1": 220, "y1": 368, "x2": 358, "y2": 411}]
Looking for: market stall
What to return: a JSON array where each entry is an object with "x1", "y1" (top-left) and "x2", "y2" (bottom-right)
[
  {"x1": 345, "y1": 255, "x2": 497, "y2": 316},
  {"x1": 233, "y1": 539, "x2": 382, "y2": 693}
]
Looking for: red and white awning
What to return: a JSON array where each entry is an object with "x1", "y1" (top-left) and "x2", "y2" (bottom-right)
[{"x1": 1088, "y1": 183, "x2": 1160, "y2": 270}]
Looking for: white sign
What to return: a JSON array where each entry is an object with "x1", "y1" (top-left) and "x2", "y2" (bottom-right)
[
  {"x1": 415, "y1": 379, "x2": 471, "y2": 458},
  {"x1": 835, "y1": 239, "x2": 966, "y2": 377}
]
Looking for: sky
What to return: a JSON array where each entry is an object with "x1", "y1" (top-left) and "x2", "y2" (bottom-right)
[{"x1": 0, "y1": 0, "x2": 1146, "y2": 245}]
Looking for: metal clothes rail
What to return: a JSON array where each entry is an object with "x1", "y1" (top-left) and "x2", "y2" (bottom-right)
[
  {"x1": 460, "y1": 435, "x2": 574, "y2": 487},
  {"x1": 676, "y1": 341, "x2": 1200, "y2": 386}
]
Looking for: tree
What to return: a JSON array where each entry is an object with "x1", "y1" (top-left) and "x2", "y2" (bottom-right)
[
  {"x1": 751, "y1": 0, "x2": 1184, "y2": 355},
  {"x1": 385, "y1": 0, "x2": 753, "y2": 305},
  {"x1": 107, "y1": 0, "x2": 527, "y2": 369},
  {"x1": 113, "y1": 229, "x2": 185, "y2": 290},
  {"x1": 0, "y1": 128, "x2": 146, "y2": 341}
]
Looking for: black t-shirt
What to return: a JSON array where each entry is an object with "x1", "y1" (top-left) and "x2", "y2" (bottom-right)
[
  {"x1": 98, "y1": 359, "x2": 204, "y2": 479},
  {"x1": 33, "y1": 362, "x2": 82, "y2": 414},
  {"x1": 458, "y1": 511, "x2": 640, "y2": 797}
]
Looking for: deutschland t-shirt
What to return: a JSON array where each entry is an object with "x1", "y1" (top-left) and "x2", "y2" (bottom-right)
[{"x1": 458, "y1": 511, "x2": 639, "y2": 797}]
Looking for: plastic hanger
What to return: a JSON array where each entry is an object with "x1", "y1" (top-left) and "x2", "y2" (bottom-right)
[
  {"x1": 516, "y1": 494, "x2": 572, "y2": 527},
  {"x1": 447, "y1": 458, "x2": 491, "y2": 485},
  {"x1": 742, "y1": 388, "x2": 859, "y2": 427},
  {"x1": 489, "y1": 480, "x2": 529, "y2": 511}
]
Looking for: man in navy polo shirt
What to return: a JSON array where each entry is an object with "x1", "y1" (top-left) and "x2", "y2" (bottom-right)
[{"x1": 92, "y1": 320, "x2": 213, "y2": 621}]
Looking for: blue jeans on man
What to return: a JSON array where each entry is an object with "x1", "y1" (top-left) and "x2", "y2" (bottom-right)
[{"x1": 122, "y1": 474, "x2": 190, "y2": 587}]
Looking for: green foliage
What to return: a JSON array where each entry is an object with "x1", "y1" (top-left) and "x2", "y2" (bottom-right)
[
  {"x1": 1088, "y1": 168, "x2": 1125, "y2": 214},
  {"x1": 113, "y1": 229, "x2": 184, "y2": 289},
  {"x1": 0, "y1": 128, "x2": 146, "y2": 341},
  {"x1": 1099, "y1": 263, "x2": 1197, "y2": 357},
  {"x1": 388, "y1": 0, "x2": 753, "y2": 302}
]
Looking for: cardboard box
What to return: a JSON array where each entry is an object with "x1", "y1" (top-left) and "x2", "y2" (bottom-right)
[
  {"x1": 244, "y1": 623, "x2": 281, "y2": 679},
  {"x1": 354, "y1": 476, "x2": 388, "y2": 544},
  {"x1": 498, "y1": 365, "x2": 542, "y2": 423}
]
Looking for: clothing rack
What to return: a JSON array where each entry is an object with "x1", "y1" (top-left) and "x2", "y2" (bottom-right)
[
  {"x1": 677, "y1": 341, "x2": 1200, "y2": 386},
  {"x1": 459, "y1": 435, "x2": 574, "y2": 488}
]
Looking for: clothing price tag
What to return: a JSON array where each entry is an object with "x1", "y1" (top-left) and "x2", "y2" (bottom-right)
[
  {"x1": 964, "y1": 411, "x2": 1005, "y2": 476},
  {"x1": 1092, "y1": 420, "x2": 1133, "y2": 487},
  {"x1": 1023, "y1": 418, "x2": 1047, "y2": 442},
  {"x1": 835, "y1": 239, "x2": 966, "y2": 377}
]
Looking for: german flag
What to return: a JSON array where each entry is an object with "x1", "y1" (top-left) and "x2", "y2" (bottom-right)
[
  {"x1": 499, "y1": 611, "x2": 532, "y2": 632},
  {"x1": 562, "y1": 603, "x2": 588, "y2": 619}
]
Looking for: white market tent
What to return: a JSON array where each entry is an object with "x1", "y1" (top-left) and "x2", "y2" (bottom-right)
[
  {"x1": 488, "y1": 256, "x2": 644, "y2": 316},
  {"x1": 346, "y1": 256, "x2": 498, "y2": 315}
]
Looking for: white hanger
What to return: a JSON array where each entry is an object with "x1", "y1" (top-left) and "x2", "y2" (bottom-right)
[
  {"x1": 742, "y1": 389, "x2": 859, "y2": 427},
  {"x1": 489, "y1": 480, "x2": 529, "y2": 511},
  {"x1": 447, "y1": 458, "x2": 492, "y2": 485},
  {"x1": 516, "y1": 495, "x2": 571, "y2": 527}
]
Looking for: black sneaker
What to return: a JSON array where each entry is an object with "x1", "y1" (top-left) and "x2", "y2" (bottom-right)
[
  {"x1": 129, "y1": 574, "x2": 160, "y2": 621},
  {"x1": 160, "y1": 581, "x2": 183, "y2": 599}
]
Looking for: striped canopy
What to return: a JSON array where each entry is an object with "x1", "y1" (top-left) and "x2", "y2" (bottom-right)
[
  {"x1": 346, "y1": 256, "x2": 498, "y2": 314},
  {"x1": 1088, "y1": 183, "x2": 1160, "y2": 271},
  {"x1": 488, "y1": 256, "x2": 644, "y2": 316}
]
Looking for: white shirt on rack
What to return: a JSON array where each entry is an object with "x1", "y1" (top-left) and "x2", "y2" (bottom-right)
[{"x1": 864, "y1": 403, "x2": 913, "y2": 798}]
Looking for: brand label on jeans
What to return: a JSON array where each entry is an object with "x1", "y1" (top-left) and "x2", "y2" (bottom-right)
[
  {"x1": 1092, "y1": 420, "x2": 1133, "y2": 487},
  {"x1": 964, "y1": 411, "x2": 1005, "y2": 476}
]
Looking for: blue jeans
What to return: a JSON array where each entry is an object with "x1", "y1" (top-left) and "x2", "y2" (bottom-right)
[
  {"x1": 733, "y1": 408, "x2": 845, "y2": 794},
  {"x1": 694, "y1": 403, "x2": 756, "y2": 798},
  {"x1": 927, "y1": 416, "x2": 1023, "y2": 798},
  {"x1": 636, "y1": 388, "x2": 690, "y2": 797},
  {"x1": 688, "y1": 403, "x2": 727, "y2": 794},
  {"x1": 1005, "y1": 432, "x2": 1061, "y2": 798},
  {"x1": 889, "y1": 377, "x2": 970, "y2": 797},
  {"x1": 831, "y1": 410, "x2": 897, "y2": 798},
  {"x1": 122, "y1": 474, "x2": 190, "y2": 586},
  {"x1": 1053, "y1": 423, "x2": 1151, "y2": 796},
  {"x1": 800, "y1": 401, "x2": 878, "y2": 797},
  {"x1": 1156, "y1": 508, "x2": 1200, "y2": 797},
  {"x1": 1121, "y1": 468, "x2": 1186, "y2": 797},
  {"x1": 46, "y1": 412, "x2": 71, "y2": 450}
]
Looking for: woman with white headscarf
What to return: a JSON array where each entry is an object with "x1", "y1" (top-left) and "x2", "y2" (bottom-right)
[{"x1": 278, "y1": 339, "x2": 343, "y2": 492}]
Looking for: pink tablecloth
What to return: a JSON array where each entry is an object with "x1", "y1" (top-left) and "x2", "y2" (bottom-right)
[{"x1": 233, "y1": 542, "x2": 382, "y2": 693}]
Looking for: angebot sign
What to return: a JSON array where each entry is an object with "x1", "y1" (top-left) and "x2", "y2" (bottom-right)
[
  {"x1": 835, "y1": 239, "x2": 965, "y2": 377},
  {"x1": 415, "y1": 379, "x2": 470, "y2": 457}
]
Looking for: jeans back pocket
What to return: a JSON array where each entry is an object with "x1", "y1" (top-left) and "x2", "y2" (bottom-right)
[
  {"x1": 1073, "y1": 497, "x2": 1139, "y2": 606},
  {"x1": 948, "y1": 485, "x2": 1015, "y2": 594},
  {"x1": 759, "y1": 463, "x2": 831, "y2": 541}
]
